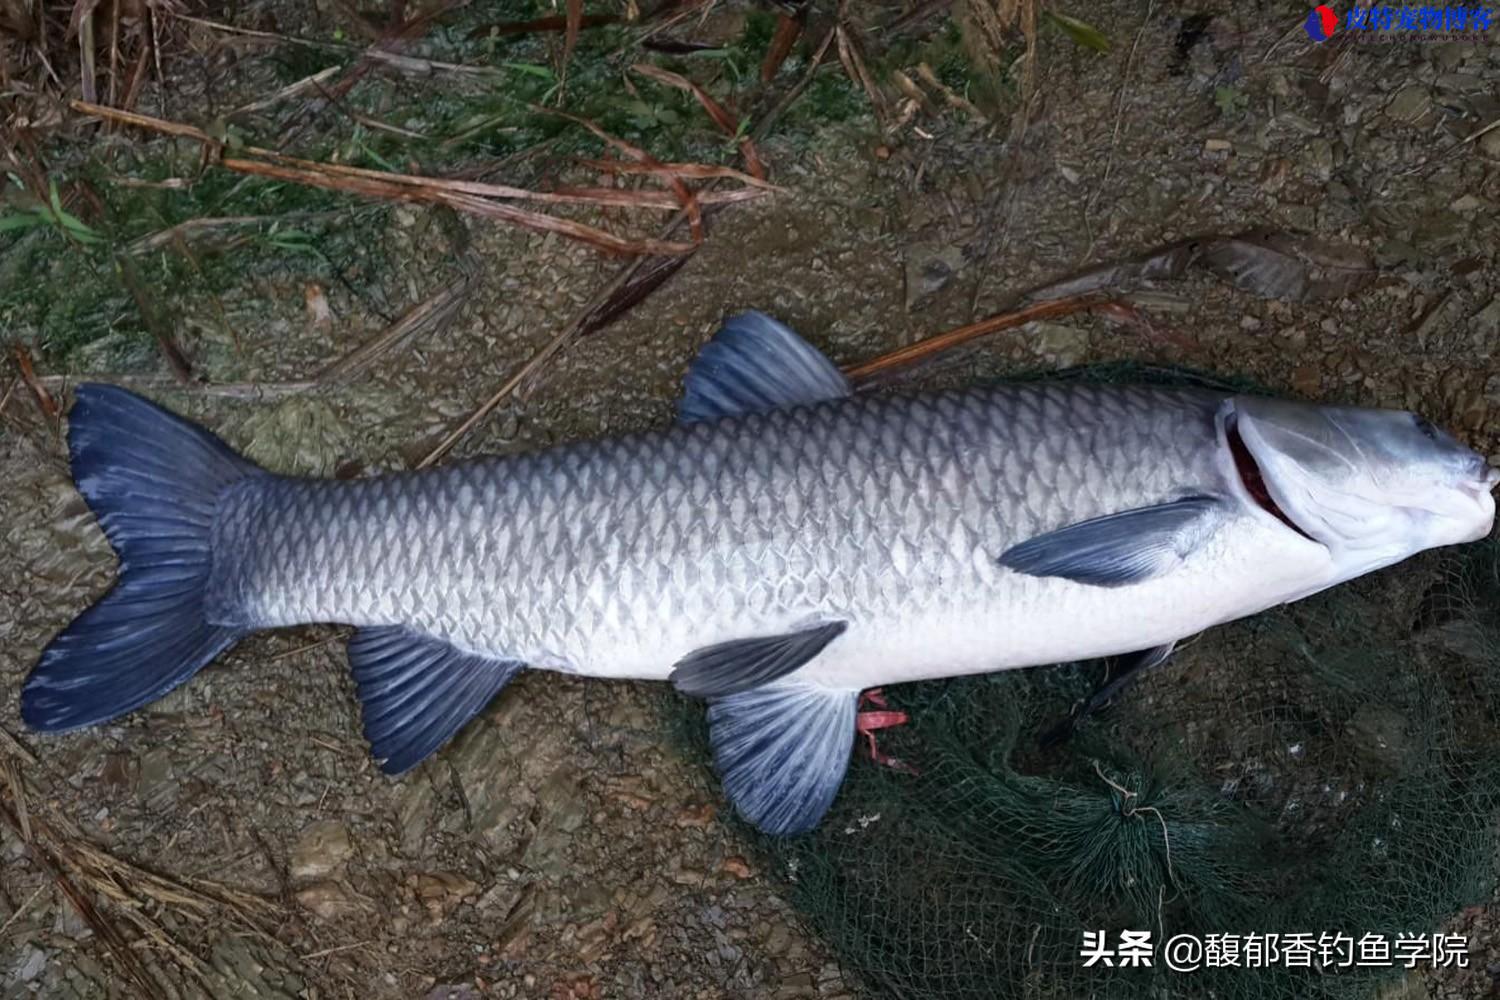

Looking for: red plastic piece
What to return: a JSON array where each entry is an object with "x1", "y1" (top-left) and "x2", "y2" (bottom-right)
[{"x1": 856, "y1": 689, "x2": 919, "y2": 775}]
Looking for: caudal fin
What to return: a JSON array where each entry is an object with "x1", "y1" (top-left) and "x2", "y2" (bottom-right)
[{"x1": 21, "y1": 385, "x2": 261, "y2": 732}]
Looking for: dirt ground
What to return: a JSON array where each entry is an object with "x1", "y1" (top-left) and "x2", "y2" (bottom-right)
[{"x1": 3, "y1": 1, "x2": 1499, "y2": 998}]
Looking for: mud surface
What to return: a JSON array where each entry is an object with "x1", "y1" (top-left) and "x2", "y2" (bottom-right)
[{"x1": 3, "y1": 2, "x2": 1499, "y2": 998}]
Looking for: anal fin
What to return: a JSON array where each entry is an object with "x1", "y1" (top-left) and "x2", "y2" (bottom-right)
[
  {"x1": 348, "y1": 627, "x2": 525, "y2": 774},
  {"x1": 707, "y1": 680, "x2": 859, "y2": 835}
]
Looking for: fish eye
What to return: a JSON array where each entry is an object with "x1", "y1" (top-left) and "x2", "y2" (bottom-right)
[{"x1": 1412, "y1": 414, "x2": 1438, "y2": 440}]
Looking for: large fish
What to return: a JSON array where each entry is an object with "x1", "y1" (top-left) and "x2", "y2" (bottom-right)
[{"x1": 19, "y1": 313, "x2": 1498, "y2": 835}]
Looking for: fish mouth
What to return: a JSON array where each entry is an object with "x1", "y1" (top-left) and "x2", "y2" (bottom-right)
[
  {"x1": 1224, "y1": 409, "x2": 1318, "y2": 542},
  {"x1": 1457, "y1": 464, "x2": 1500, "y2": 535},
  {"x1": 1460, "y1": 475, "x2": 1500, "y2": 504}
]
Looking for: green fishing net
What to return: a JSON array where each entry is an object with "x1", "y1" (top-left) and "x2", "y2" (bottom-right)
[{"x1": 673, "y1": 365, "x2": 1500, "y2": 999}]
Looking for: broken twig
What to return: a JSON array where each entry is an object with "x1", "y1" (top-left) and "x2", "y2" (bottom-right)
[
  {"x1": 318, "y1": 265, "x2": 475, "y2": 384},
  {"x1": 630, "y1": 63, "x2": 765, "y2": 179},
  {"x1": 115, "y1": 253, "x2": 195, "y2": 383},
  {"x1": 0, "y1": 799, "x2": 164, "y2": 1000},
  {"x1": 540, "y1": 105, "x2": 704, "y2": 243},
  {"x1": 11, "y1": 345, "x2": 59, "y2": 418},
  {"x1": 761, "y1": 11, "x2": 805, "y2": 82},
  {"x1": 842, "y1": 295, "x2": 1116, "y2": 384}
]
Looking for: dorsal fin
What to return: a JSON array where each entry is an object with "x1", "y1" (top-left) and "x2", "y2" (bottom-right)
[{"x1": 679, "y1": 311, "x2": 852, "y2": 425}]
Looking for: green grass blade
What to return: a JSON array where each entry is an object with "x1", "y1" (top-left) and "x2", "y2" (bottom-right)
[{"x1": 1045, "y1": 10, "x2": 1112, "y2": 53}]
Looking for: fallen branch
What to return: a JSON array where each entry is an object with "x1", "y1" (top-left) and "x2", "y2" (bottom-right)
[
  {"x1": 1023, "y1": 230, "x2": 1377, "y2": 304},
  {"x1": 227, "y1": 135, "x2": 743, "y2": 211},
  {"x1": 761, "y1": 11, "x2": 805, "y2": 82},
  {"x1": 2, "y1": 771, "x2": 279, "y2": 935},
  {"x1": 836, "y1": 23, "x2": 888, "y2": 124},
  {"x1": 577, "y1": 158, "x2": 779, "y2": 189},
  {"x1": 562, "y1": 0, "x2": 584, "y2": 84},
  {"x1": 841, "y1": 295, "x2": 1118, "y2": 384},
  {"x1": 880, "y1": 0, "x2": 955, "y2": 37},
  {"x1": 221, "y1": 157, "x2": 696, "y2": 255},
  {"x1": 227, "y1": 65, "x2": 341, "y2": 118},
  {"x1": 551, "y1": 184, "x2": 768, "y2": 209},
  {"x1": 0, "y1": 798, "x2": 163, "y2": 999},
  {"x1": 73, "y1": 100, "x2": 643, "y2": 210},
  {"x1": 914, "y1": 62, "x2": 983, "y2": 122},
  {"x1": 36, "y1": 374, "x2": 318, "y2": 399},
  {"x1": 576, "y1": 254, "x2": 692, "y2": 339},
  {"x1": 270, "y1": 0, "x2": 473, "y2": 153},
  {"x1": 72, "y1": 100, "x2": 764, "y2": 256},
  {"x1": 0, "y1": 726, "x2": 38, "y2": 767}
]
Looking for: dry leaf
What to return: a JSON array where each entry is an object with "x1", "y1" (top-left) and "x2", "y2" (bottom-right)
[
  {"x1": 720, "y1": 856, "x2": 753, "y2": 879},
  {"x1": 11, "y1": 344, "x2": 58, "y2": 418},
  {"x1": 579, "y1": 253, "x2": 692, "y2": 338},
  {"x1": 674, "y1": 802, "x2": 717, "y2": 827},
  {"x1": 1025, "y1": 231, "x2": 1377, "y2": 304},
  {"x1": 304, "y1": 283, "x2": 332, "y2": 328},
  {"x1": 465, "y1": 12, "x2": 618, "y2": 39},
  {"x1": 1196, "y1": 231, "x2": 1376, "y2": 301},
  {"x1": 761, "y1": 12, "x2": 804, "y2": 82},
  {"x1": 562, "y1": 0, "x2": 583, "y2": 78}
]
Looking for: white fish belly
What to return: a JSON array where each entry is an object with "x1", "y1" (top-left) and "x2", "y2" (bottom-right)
[
  {"x1": 519, "y1": 512, "x2": 1334, "y2": 692},
  {"x1": 803, "y1": 521, "x2": 1332, "y2": 689}
]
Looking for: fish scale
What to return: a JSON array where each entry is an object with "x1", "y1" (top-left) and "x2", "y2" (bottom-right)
[{"x1": 204, "y1": 383, "x2": 1232, "y2": 683}]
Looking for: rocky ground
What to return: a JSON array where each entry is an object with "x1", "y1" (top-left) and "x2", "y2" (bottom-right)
[{"x1": 2, "y1": 1, "x2": 1499, "y2": 998}]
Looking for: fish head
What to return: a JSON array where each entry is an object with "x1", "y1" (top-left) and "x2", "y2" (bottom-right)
[{"x1": 1224, "y1": 395, "x2": 1497, "y2": 579}]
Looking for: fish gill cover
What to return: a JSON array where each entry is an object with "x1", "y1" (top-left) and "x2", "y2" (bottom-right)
[{"x1": 670, "y1": 364, "x2": 1500, "y2": 1000}]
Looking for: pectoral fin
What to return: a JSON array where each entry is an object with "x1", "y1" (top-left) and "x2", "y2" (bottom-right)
[
  {"x1": 1039, "y1": 642, "x2": 1177, "y2": 749},
  {"x1": 998, "y1": 496, "x2": 1226, "y2": 587}
]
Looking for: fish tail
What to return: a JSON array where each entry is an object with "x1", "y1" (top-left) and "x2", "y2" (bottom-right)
[{"x1": 21, "y1": 385, "x2": 260, "y2": 733}]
